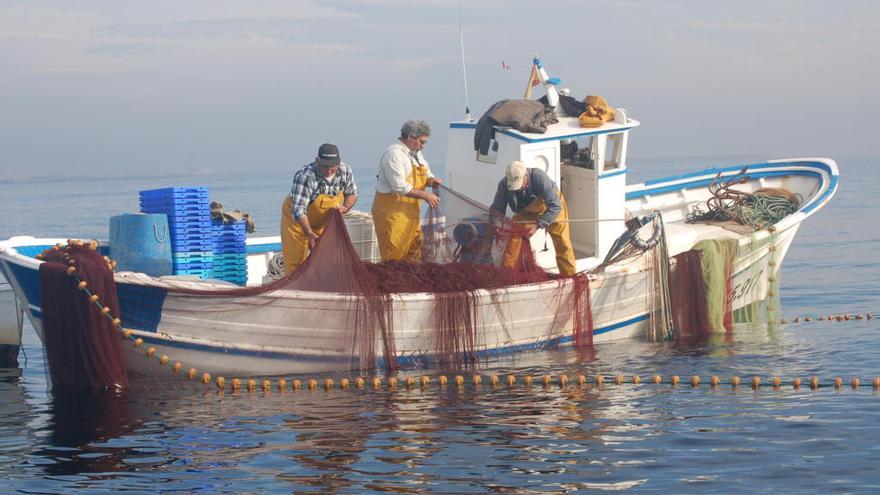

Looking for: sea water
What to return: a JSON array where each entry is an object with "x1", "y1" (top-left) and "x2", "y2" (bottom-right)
[{"x1": 0, "y1": 159, "x2": 878, "y2": 493}]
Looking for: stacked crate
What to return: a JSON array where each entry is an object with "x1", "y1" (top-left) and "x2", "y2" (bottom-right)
[
  {"x1": 211, "y1": 219, "x2": 248, "y2": 285},
  {"x1": 139, "y1": 187, "x2": 213, "y2": 279}
]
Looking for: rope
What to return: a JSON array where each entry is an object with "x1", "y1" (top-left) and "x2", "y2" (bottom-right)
[
  {"x1": 686, "y1": 169, "x2": 801, "y2": 229},
  {"x1": 153, "y1": 223, "x2": 167, "y2": 243},
  {"x1": 266, "y1": 253, "x2": 285, "y2": 278},
  {"x1": 14, "y1": 289, "x2": 26, "y2": 365}
]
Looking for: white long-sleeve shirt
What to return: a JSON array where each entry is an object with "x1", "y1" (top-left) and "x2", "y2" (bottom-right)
[{"x1": 375, "y1": 141, "x2": 434, "y2": 195}]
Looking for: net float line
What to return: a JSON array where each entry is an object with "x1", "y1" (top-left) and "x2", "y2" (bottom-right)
[
  {"x1": 782, "y1": 313, "x2": 875, "y2": 323},
  {"x1": 196, "y1": 373, "x2": 880, "y2": 394}
]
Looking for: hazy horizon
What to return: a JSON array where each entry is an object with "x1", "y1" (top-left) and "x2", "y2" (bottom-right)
[{"x1": 1, "y1": 1, "x2": 877, "y2": 182}]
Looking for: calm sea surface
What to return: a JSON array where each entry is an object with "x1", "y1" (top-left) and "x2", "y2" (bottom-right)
[{"x1": 0, "y1": 159, "x2": 878, "y2": 493}]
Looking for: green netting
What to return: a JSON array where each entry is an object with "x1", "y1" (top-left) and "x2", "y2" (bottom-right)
[{"x1": 693, "y1": 239, "x2": 739, "y2": 332}]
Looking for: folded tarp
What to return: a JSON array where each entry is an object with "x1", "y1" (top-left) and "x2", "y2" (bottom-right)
[{"x1": 474, "y1": 99, "x2": 558, "y2": 155}]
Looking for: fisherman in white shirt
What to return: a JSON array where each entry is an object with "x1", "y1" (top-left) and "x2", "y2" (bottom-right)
[{"x1": 371, "y1": 120, "x2": 442, "y2": 262}]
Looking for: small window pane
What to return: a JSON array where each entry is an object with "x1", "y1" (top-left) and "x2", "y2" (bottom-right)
[
  {"x1": 604, "y1": 133, "x2": 622, "y2": 170},
  {"x1": 561, "y1": 135, "x2": 597, "y2": 170}
]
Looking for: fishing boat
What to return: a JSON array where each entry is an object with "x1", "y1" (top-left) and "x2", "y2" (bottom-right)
[
  {"x1": 0, "y1": 277, "x2": 22, "y2": 367},
  {"x1": 0, "y1": 58, "x2": 838, "y2": 378}
]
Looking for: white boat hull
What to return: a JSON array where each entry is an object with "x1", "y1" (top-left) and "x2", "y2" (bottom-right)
[{"x1": 0, "y1": 277, "x2": 22, "y2": 366}]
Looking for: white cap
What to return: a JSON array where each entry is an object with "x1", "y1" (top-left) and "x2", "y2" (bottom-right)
[{"x1": 506, "y1": 160, "x2": 527, "y2": 191}]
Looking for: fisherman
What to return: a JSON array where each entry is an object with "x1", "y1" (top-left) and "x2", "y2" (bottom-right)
[
  {"x1": 490, "y1": 160, "x2": 576, "y2": 276},
  {"x1": 371, "y1": 120, "x2": 442, "y2": 262},
  {"x1": 280, "y1": 143, "x2": 358, "y2": 274}
]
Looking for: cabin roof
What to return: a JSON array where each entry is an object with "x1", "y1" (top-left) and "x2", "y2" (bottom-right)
[{"x1": 449, "y1": 115, "x2": 640, "y2": 144}]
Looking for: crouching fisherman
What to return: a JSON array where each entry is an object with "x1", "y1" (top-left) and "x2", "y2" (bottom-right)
[
  {"x1": 490, "y1": 160, "x2": 576, "y2": 276},
  {"x1": 281, "y1": 143, "x2": 358, "y2": 274}
]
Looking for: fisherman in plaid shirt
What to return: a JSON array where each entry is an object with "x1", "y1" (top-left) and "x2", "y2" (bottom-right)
[{"x1": 280, "y1": 143, "x2": 358, "y2": 274}]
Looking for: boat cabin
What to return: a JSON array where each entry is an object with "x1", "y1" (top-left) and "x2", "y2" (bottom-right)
[{"x1": 445, "y1": 110, "x2": 640, "y2": 271}]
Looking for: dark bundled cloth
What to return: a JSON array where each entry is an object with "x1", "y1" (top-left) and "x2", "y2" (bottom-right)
[
  {"x1": 538, "y1": 94, "x2": 587, "y2": 118},
  {"x1": 474, "y1": 99, "x2": 558, "y2": 154},
  {"x1": 210, "y1": 201, "x2": 256, "y2": 233}
]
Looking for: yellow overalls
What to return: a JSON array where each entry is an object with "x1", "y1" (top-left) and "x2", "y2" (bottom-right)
[
  {"x1": 371, "y1": 161, "x2": 430, "y2": 262},
  {"x1": 501, "y1": 192, "x2": 576, "y2": 276},
  {"x1": 280, "y1": 192, "x2": 344, "y2": 274}
]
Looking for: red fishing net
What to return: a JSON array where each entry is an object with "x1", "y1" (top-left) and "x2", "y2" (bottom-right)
[
  {"x1": 668, "y1": 250, "x2": 710, "y2": 337},
  {"x1": 168, "y1": 184, "x2": 595, "y2": 369},
  {"x1": 39, "y1": 244, "x2": 127, "y2": 390}
]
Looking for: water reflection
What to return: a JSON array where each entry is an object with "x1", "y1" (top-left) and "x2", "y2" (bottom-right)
[
  {"x1": 2, "y1": 309, "x2": 873, "y2": 492},
  {"x1": 0, "y1": 368, "x2": 33, "y2": 470},
  {"x1": 38, "y1": 389, "x2": 141, "y2": 475}
]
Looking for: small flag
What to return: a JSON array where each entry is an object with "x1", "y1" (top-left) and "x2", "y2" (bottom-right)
[{"x1": 523, "y1": 64, "x2": 540, "y2": 99}]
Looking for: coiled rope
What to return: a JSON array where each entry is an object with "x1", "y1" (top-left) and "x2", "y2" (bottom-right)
[{"x1": 686, "y1": 168, "x2": 802, "y2": 229}]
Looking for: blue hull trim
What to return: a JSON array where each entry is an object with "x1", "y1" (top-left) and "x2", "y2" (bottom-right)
[
  {"x1": 630, "y1": 160, "x2": 838, "y2": 214},
  {"x1": 7, "y1": 262, "x2": 41, "y2": 311},
  {"x1": 599, "y1": 168, "x2": 627, "y2": 180},
  {"x1": 247, "y1": 242, "x2": 281, "y2": 254}
]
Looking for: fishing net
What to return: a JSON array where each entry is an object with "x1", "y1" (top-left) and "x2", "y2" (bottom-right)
[
  {"x1": 173, "y1": 184, "x2": 594, "y2": 368},
  {"x1": 38, "y1": 243, "x2": 127, "y2": 390},
  {"x1": 668, "y1": 239, "x2": 738, "y2": 337}
]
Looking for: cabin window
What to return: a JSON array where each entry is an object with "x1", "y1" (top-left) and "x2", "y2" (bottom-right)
[
  {"x1": 476, "y1": 138, "x2": 498, "y2": 164},
  {"x1": 604, "y1": 133, "x2": 623, "y2": 170},
  {"x1": 560, "y1": 135, "x2": 598, "y2": 170}
]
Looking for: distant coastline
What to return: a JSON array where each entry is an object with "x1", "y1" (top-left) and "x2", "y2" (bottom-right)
[{"x1": 0, "y1": 168, "x2": 288, "y2": 185}]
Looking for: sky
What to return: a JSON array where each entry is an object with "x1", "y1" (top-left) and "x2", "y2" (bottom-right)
[{"x1": 0, "y1": 0, "x2": 878, "y2": 181}]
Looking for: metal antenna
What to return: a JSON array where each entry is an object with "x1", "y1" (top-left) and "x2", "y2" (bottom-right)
[{"x1": 458, "y1": 0, "x2": 472, "y2": 121}]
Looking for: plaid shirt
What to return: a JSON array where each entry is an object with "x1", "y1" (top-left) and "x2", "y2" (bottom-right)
[{"x1": 289, "y1": 161, "x2": 357, "y2": 219}]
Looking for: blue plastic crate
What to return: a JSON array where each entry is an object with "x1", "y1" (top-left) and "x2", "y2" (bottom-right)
[
  {"x1": 212, "y1": 265, "x2": 247, "y2": 273},
  {"x1": 165, "y1": 219, "x2": 213, "y2": 231},
  {"x1": 168, "y1": 217, "x2": 212, "y2": 228},
  {"x1": 211, "y1": 260, "x2": 245, "y2": 267},
  {"x1": 173, "y1": 267, "x2": 213, "y2": 278},
  {"x1": 168, "y1": 223, "x2": 212, "y2": 233},
  {"x1": 169, "y1": 230, "x2": 212, "y2": 240},
  {"x1": 173, "y1": 260, "x2": 214, "y2": 270},
  {"x1": 170, "y1": 234, "x2": 212, "y2": 246},
  {"x1": 172, "y1": 253, "x2": 214, "y2": 263},
  {"x1": 212, "y1": 264, "x2": 247, "y2": 273},
  {"x1": 215, "y1": 272, "x2": 247, "y2": 279},
  {"x1": 171, "y1": 239, "x2": 214, "y2": 249},
  {"x1": 141, "y1": 202, "x2": 209, "y2": 214},
  {"x1": 212, "y1": 226, "x2": 247, "y2": 234},
  {"x1": 212, "y1": 235, "x2": 246, "y2": 243},
  {"x1": 170, "y1": 240, "x2": 213, "y2": 251},
  {"x1": 167, "y1": 212, "x2": 212, "y2": 222},
  {"x1": 141, "y1": 195, "x2": 209, "y2": 205},
  {"x1": 213, "y1": 252, "x2": 245, "y2": 261},
  {"x1": 212, "y1": 246, "x2": 247, "y2": 255},
  {"x1": 213, "y1": 239, "x2": 247, "y2": 248},
  {"x1": 139, "y1": 187, "x2": 209, "y2": 201},
  {"x1": 212, "y1": 228, "x2": 247, "y2": 236}
]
